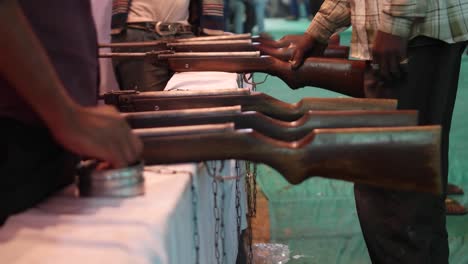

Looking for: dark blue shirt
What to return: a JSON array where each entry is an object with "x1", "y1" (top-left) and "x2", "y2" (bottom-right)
[{"x1": 0, "y1": 0, "x2": 99, "y2": 124}]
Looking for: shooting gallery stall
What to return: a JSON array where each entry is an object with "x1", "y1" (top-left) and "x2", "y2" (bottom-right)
[
  {"x1": 0, "y1": 2, "x2": 249, "y2": 262},
  {"x1": 2, "y1": 1, "x2": 467, "y2": 263},
  {"x1": 0, "y1": 72, "x2": 249, "y2": 264}
]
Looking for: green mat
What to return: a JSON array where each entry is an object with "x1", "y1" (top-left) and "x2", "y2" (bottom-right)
[{"x1": 255, "y1": 18, "x2": 468, "y2": 263}]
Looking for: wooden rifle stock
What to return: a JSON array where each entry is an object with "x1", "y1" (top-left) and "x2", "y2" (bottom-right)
[
  {"x1": 137, "y1": 125, "x2": 442, "y2": 194},
  {"x1": 167, "y1": 56, "x2": 366, "y2": 97},
  {"x1": 104, "y1": 90, "x2": 396, "y2": 121},
  {"x1": 257, "y1": 44, "x2": 349, "y2": 60},
  {"x1": 124, "y1": 107, "x2": 418, "y2": 141},
  {"x1": 257, "y1": 33, "x2": 340, "y2": 48}
]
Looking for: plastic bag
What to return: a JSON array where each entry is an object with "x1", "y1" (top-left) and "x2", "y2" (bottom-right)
[{"x1": 253, "y1": 243, "x2": 290, "y2": 264}]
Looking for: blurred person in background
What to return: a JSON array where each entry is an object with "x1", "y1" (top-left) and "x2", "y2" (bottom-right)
[{"x1": 111, "y1": 0, "x2": 225, "y2": 92}]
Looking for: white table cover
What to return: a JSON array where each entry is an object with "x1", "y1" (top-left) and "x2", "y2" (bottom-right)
[
  {"x1": 0, "y1": 68, "x2": 249, "y2": 263},
  {"x1": 0, "y1": 2, "x2": 249, "y2": 262},
  {"x1": 0, "y1": 162, "x2": 247, "y2": 264}
]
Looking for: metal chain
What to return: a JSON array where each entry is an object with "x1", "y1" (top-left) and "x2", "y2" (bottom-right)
[
  {"x1": 244, "y1": 161, "x2": 258, "y2": 264},
  {"x1": 243, "y1": 73, "x2": 267, "y2": 90},
  {"x1": 242, "y1": 70, "x2": 257, "y2": 263},
  {"x1": 245, "y1": 162, "x2": 258, "y2": 217},
  {"x1": 220, "y1": 175, "x2": 227, "y2": 263},
  {"x1": 235, "y1": 161, "x2": 242, "y2": 239},
  {"x1": 190, "y1": 173, "x2": 200, "y2": 264},
  {"x1": 205, "y1": 161, "x2": 226, "y2": 264}
]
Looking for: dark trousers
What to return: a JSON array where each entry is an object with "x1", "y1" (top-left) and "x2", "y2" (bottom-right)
[
  {"x1": 355, "y1": 37, "x2": 467, "y2": 264},
  {"x1": 111, "y1": 29, "x2": 193, "y2": 92},
  {"x1": 309, "y1": 0, "x2": 324, "y2": 17},
  {"x1": 289, "y1": 0, "x2": 310, "y2": 17},
  {"x1": 0, "y1": 118, "x2": 77, "y2": 225}
]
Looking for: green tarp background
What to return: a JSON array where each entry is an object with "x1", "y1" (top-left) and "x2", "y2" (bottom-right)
[{"x1": 255, "y1": 18, "x2": 468, "y2": 263}]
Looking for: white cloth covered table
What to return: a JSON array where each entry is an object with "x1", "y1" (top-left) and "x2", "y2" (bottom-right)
[
  {"x1": 0, "y1": 162, "x2": 247, "y2": 264},
  {"x1": 0, "y1": 70, "x2": 248, "y2": 264},
  {"x1": 0, "y1": 2, "x2": 249, "y2": 262}
]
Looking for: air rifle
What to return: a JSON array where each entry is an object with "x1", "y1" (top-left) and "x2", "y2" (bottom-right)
[
  {"x1": 99, "y1": 51, "x2": 366, "y2": 97},
  {"x1": 134, "y1": 123, "x2": 442, "y2": 194},
  {"x1": 99, "y1": 33, "x2": 348, "y2": 59},
  {"x1": 124, "y1": 106, "x2": 418, "y2": 141},
  {"x1": 99, "y1": 33, "x2": 254, "y2": 48},
  {"x1": 257, "y1": 33, "x2": 341, "y2": 48},
  {"x1": 102, "y1": 89, "x2": 396, "y2": 121}
]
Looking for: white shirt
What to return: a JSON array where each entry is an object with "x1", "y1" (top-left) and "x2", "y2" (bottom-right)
[
  {"x1": 127, "y1": 0, "x2": 190, "y2": 23},
  {"x1": 307, "y1": 0, "x2": 468, "y2": 60}
]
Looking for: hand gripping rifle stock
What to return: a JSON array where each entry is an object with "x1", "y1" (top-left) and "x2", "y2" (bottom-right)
[
  {"x1": 165, "y1": 40, "x2": 349, "y2": 58},
  {"x1": 256, "y1": 33, "x2": 341, "y2": 48},
  {"x1": 99, "y1": 33, "x2": 254, "y2": 48},
  {"x1": 135, "y1": 124, "x2": 442, "y2": 194},
  {"x1": 123, "y1": 106, "x2": 419, "y2": 141},
  {"x1": 256, "y1": 44, "x2": 349, "y2": 61},
  {"x1": 163, "y1": 53, "x2": 366, "y2": 97},
  {"x1": 100, "y1": 51, "x2": 364, "y2": 96},
  {"x1": 103, "y1": 89, "x2": 396, "y2": 121}
]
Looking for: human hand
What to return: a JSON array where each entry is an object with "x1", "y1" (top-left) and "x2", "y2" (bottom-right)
[
  {"x1": 49, "y1": 105, "x2": 143, "y2": 168},
  {"x1": 371, "y1": 30, "x2": 408, "y2": 80},
  {"x1": 289, "y1": 33, "x2": 327, "y2": 69},
  {"x1": 257, "y1": 34, "x2": 303, "y2": 48}
]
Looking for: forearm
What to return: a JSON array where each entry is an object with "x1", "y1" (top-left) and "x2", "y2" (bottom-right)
[
  {"x1": 378, "y1": 0, "x2": 427, "y2": 39},
  {"x1": 305, "y1": 0, "x2": 351, "y2": 43},
  {"x1": 0, "y1": 0, "x2": 78, "y2": 127}
]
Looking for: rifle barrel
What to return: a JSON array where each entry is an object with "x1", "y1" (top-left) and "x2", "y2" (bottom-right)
[
  {"x1": 99, "y1": 51, "x2": 260, "y2": 59},
  {"x1": 98, "y1": 33, "x2": 253, "y2": 48}
]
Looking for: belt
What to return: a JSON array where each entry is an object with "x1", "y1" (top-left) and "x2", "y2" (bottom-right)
[{"x1": 127, "y1": 22, "x2": 193, "y2": 36}]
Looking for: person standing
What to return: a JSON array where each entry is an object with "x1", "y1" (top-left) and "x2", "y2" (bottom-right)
[
  {"x1": 286, "y1": 0, "x2": 311, "y2": 20},
  {"x1": 0, "y1": 0, "x2": 142, "y2": 224},
  {"x1": 252, "y1": 0, "x2": 267, "y2": 33},
  {"x1": 111, "y1": 0, "x2": 225, "y2": 91},
  {"x1": 289, "y1": 0, "x2": 468, "y2": 262}
]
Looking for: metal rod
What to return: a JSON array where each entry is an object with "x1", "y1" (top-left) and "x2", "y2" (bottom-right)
[
  {"x1": 133, "y1": 123, "x2": 235, "y2": 137},
  {"x1": 99, "y1": 51, "x2": 261, "y2": 59},
  {"x1": 121, "y1": 106, "x2": 242, "y2": 120},
  {"x1": 98, "y1": 33, "x2": 253, "y2": 48}
]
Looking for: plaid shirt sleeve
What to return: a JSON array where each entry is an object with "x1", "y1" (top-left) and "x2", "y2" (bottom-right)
[
  {"x1": 378, "y1": 0, "x2": 427, "y2": 39},
  {"x1": 305, "y1": 0, "x2": 351, "y2": 43}
]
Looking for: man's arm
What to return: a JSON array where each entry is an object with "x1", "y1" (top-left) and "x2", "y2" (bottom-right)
[
  {"x1": 290, "y1": 0, "x2": 351, "y2": 68},
  {"x1": 0, "y1": 0, "x2": 142, "y2": 168},
  {"x1": 372, "y1": 0, "x2": 427, "y2": 80},
  {"x1": 305, "y1": 0, "x2": 351, "y2": 44}
]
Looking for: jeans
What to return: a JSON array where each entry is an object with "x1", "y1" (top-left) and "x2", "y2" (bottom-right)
[
  {"x1": 253, "y1": 0, "x2": 267, "y2": 33},
  {"x1": 230, "y1": 0, "x2": 246, "y2": 34},
  {"x1": 229, "y1": 0, "x2": 267, "y2": 33},
  {"x1": 289, "y1": 0, "x2": 310, "y2": 18}
]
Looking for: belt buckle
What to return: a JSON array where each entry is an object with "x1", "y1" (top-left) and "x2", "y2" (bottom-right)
[{"x1": 155, "y1": 22, "x2": 178, "y2": 36}]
